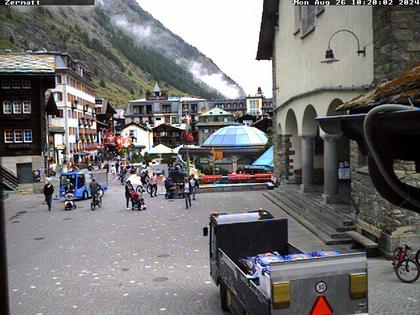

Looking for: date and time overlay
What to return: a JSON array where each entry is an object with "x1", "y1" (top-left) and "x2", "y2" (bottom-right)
[{"x1": 0, "y1": 0, "x2": 419, "y2": 6}]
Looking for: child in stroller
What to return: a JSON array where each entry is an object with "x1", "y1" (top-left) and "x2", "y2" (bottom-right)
[
  {"x1": 64, "y1": 191, "x2": 76, "y2": 211},
  {"x1": 131, "y1": 190, "x2": 146, "y2": 211}
]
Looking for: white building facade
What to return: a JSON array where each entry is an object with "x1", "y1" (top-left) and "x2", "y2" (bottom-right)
[
  {"x1": 48, "y1": 53, "x2": 97, "y2": 164},
  {"x1": 121, "y1": 122, "x2": 153, "y2": 156}
]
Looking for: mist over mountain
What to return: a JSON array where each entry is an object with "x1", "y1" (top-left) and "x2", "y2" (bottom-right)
[{"x1": 0, "y1": 0, "x2": 245, "y2": 107}]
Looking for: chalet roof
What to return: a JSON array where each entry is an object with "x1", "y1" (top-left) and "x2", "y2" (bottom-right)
[
  {"x1": 96, "y1": 98, "x2": 117, "y2": 115},
  {"x1": 152, "y1": 123, "x2": 183, "y2": 132},
  {"x1": 0, "y1": 53, "x2": 55, "y2": 74},
  {"x1": 252, "y1": 117, "x2": 272, "y2": 131},
  {"x1": 337, "y1": 64, "x2": 420, "y2": 111},
  {"x1": 256, "y1": 0, "x2": 279, "y2": 60},
  {"x1": 200, "y1": 108, "x2": 233, "y2": 117},
  {"x1": 122, "y1": 122, "x2": 151, "y2": 131}
]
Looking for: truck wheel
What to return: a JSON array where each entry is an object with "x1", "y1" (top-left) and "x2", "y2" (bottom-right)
[
  {"x1": 82, "y1": 191, "x2": 88, "y2": 200},
  {"x1": 219, "y1": 281, "x2": 229, "y2": 312}
]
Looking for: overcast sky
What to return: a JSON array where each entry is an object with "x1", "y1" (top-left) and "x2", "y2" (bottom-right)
[{"x1": 136, "y1": 0, "x2": 273, "y2": 98}]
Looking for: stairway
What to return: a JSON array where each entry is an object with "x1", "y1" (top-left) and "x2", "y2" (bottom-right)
[
  {"x1": 263, "y1": 184, "x2": 355, "y2": 245},
  {"x1": 0, "y1": 165, "x2": 19, "y2": 192}
]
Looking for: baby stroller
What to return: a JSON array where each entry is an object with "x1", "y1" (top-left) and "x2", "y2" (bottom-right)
[
  {"x1": 131, "y1": 191, "x2": 146, "y2": 211},
  {"x1": 64, "y1": 192, "x2": 76, "y2": 211}
]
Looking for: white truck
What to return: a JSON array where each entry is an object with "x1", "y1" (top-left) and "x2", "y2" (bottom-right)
[{"x1": 203, "y1": 210, "x2": 368, "y2": 315}]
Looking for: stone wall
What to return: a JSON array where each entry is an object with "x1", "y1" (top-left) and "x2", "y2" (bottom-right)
[
  {"x1": 373, "y1": 7, "x2": 420, "y2": 83},
  {"x1": 349, "y1": 7, "x2": 420, "y2": 255},
  {"x1": 350, "y1": 141, "x2": 420, "y2": 255},
  {"x1": 0, "y1": 155, "x2": 45, "y2": 193}
]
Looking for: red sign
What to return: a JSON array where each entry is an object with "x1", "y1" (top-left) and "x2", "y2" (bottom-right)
[
  {"x1": 103, "y1": 132, "x2": 116, "y2": 145},
  {"x1": 310, "y1": 296, "x2": 333, "y2": 315},
  {"x1": 115, "y1": 136, "x2": 131, "y2": 149}
]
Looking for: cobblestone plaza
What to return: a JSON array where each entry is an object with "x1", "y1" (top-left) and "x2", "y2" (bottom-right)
[{"x1": 4, "y1": 182, "x2": 419, "y2": 314}]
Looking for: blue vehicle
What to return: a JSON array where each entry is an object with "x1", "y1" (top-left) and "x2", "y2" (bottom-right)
[{"x1": 60, "y1": 170, "x2": 108, "y2": 200}]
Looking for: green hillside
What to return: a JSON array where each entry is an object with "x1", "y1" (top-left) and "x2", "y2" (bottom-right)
[{"x1": 0, "y1": 5, "x2": 224, "y2": 108}]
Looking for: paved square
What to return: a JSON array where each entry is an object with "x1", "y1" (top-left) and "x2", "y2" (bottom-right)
[{"x1": 4, "y1": 182, "x2": 419, "y2": 314}]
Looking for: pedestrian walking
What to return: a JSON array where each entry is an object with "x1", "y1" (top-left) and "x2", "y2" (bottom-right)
[
  {"x1": 149, "y1": 172, "x2": 158, "y2": 197},
  {"x1": 120, "y1": 166, "x2": 126, "y2": 185},
  {"x1": 125, "y1": 180, "x2": 134, "y2": 210},
  {"x1": 183, "y1": 177, "x2": 192, "y2": 209},
  {"x1": 116, "y1": 160, "x2": 120, "y2": 174},
  {"x1": 43, "y1": 178, "x2": 54, "y2": 211},
  {"x1": 110, "y1": 164, "x2": 116, "y2": 179},
  {"x1": 189, "y1": 175, "x2": 199, "y2": 200}
]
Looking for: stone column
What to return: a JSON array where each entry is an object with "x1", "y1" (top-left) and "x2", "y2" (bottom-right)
[
  {"x1": 232, "y1": 158, "x2": 238, "y2": 173},
  {"x1": 322, "y1": 134, "x2": 341, "y2": 203},
  {"x1": 300, "y1": 135, "x2": 314, "y2": 193}
]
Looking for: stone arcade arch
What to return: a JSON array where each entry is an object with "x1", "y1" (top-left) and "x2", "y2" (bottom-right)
[
  {"x1": 285, "y1": 109, "x2": 301, "y2": 182},
  {"x1": 300, "y1": 105, "x2": 320, "y2": 192}
]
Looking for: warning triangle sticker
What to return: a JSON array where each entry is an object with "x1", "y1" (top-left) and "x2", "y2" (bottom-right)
[{"x1": 310, "y1": 296, "x2": 333, "y2": 315}]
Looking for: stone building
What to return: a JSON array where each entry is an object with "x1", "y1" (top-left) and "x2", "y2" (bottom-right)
[{"x1": 257, "y1": 1, "x2": 420, "y2": 254}]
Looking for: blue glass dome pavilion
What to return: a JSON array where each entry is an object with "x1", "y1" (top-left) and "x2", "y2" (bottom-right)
[
  {"x1": 202, "y1": 125, "x2": 268, "y2": 147},
  {"x1": 181, "y1": 125, "x2": 269, "y2": 173}
]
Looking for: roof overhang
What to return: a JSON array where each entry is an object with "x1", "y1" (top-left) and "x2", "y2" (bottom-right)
[
  {"x1": 316, "y1": 108, "x2": 420, "y2": 212},
  {"x1": 256, "y1": 0, "x2": 279, "y2": 60}
]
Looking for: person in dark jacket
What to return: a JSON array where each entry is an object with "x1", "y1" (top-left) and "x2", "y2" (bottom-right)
[
  {"x1": 125, "y1": 180, "x2": 134, "y2": 210},
  {"x1": 43, "y1": 178, "x2": 54, "y2": 211}
]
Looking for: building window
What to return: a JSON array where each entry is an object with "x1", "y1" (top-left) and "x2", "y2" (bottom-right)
[
  {"x1": 165, "y1": 116, "x2": 170, "y2": 124},
  {"x1": 3, "y1": 101, "x2": 12, "y2": 114},
  {"x1": 23, "y1": 129, "x2": 32, "y2": 143},
  {"x1": 204, "y1": 128, "x2": 209, "y2": 134},
  {"x1": 56, "y1": 75, "x2": 62, "y2": 84},
  {"x1": 171, "y1": 117, "x2": 179, "y2": 124},
  {"x1": 298, "y1": 6, "x2": 322, "y2": 37},
  {"x1": 22, "y1": 78, "x2": 31, "y2": 89},
  {"x1": 4, "y1": 130, "x2": 13, "y2": 143},
  {"x1": 54, "y1": 92, "x2": 63, "y2": 102},
  {"x1": 155, "y1": 117, "x2": 161, "y2": 121},
  {"x1": 23, "y1": 101, "x2": 31, "y2": 114},
  {"x1": 1, "y1": 79, "x2": 10, "y2": 89},
  {"x1": 13, "y1": 101, "x2": 22, "y2": 114},
  {"x1": 11, "y1": 79, "x2": 21, "y2": 89},
  {"x1": 14, "y1": 129, "x2": 23, "y2": 143}
]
